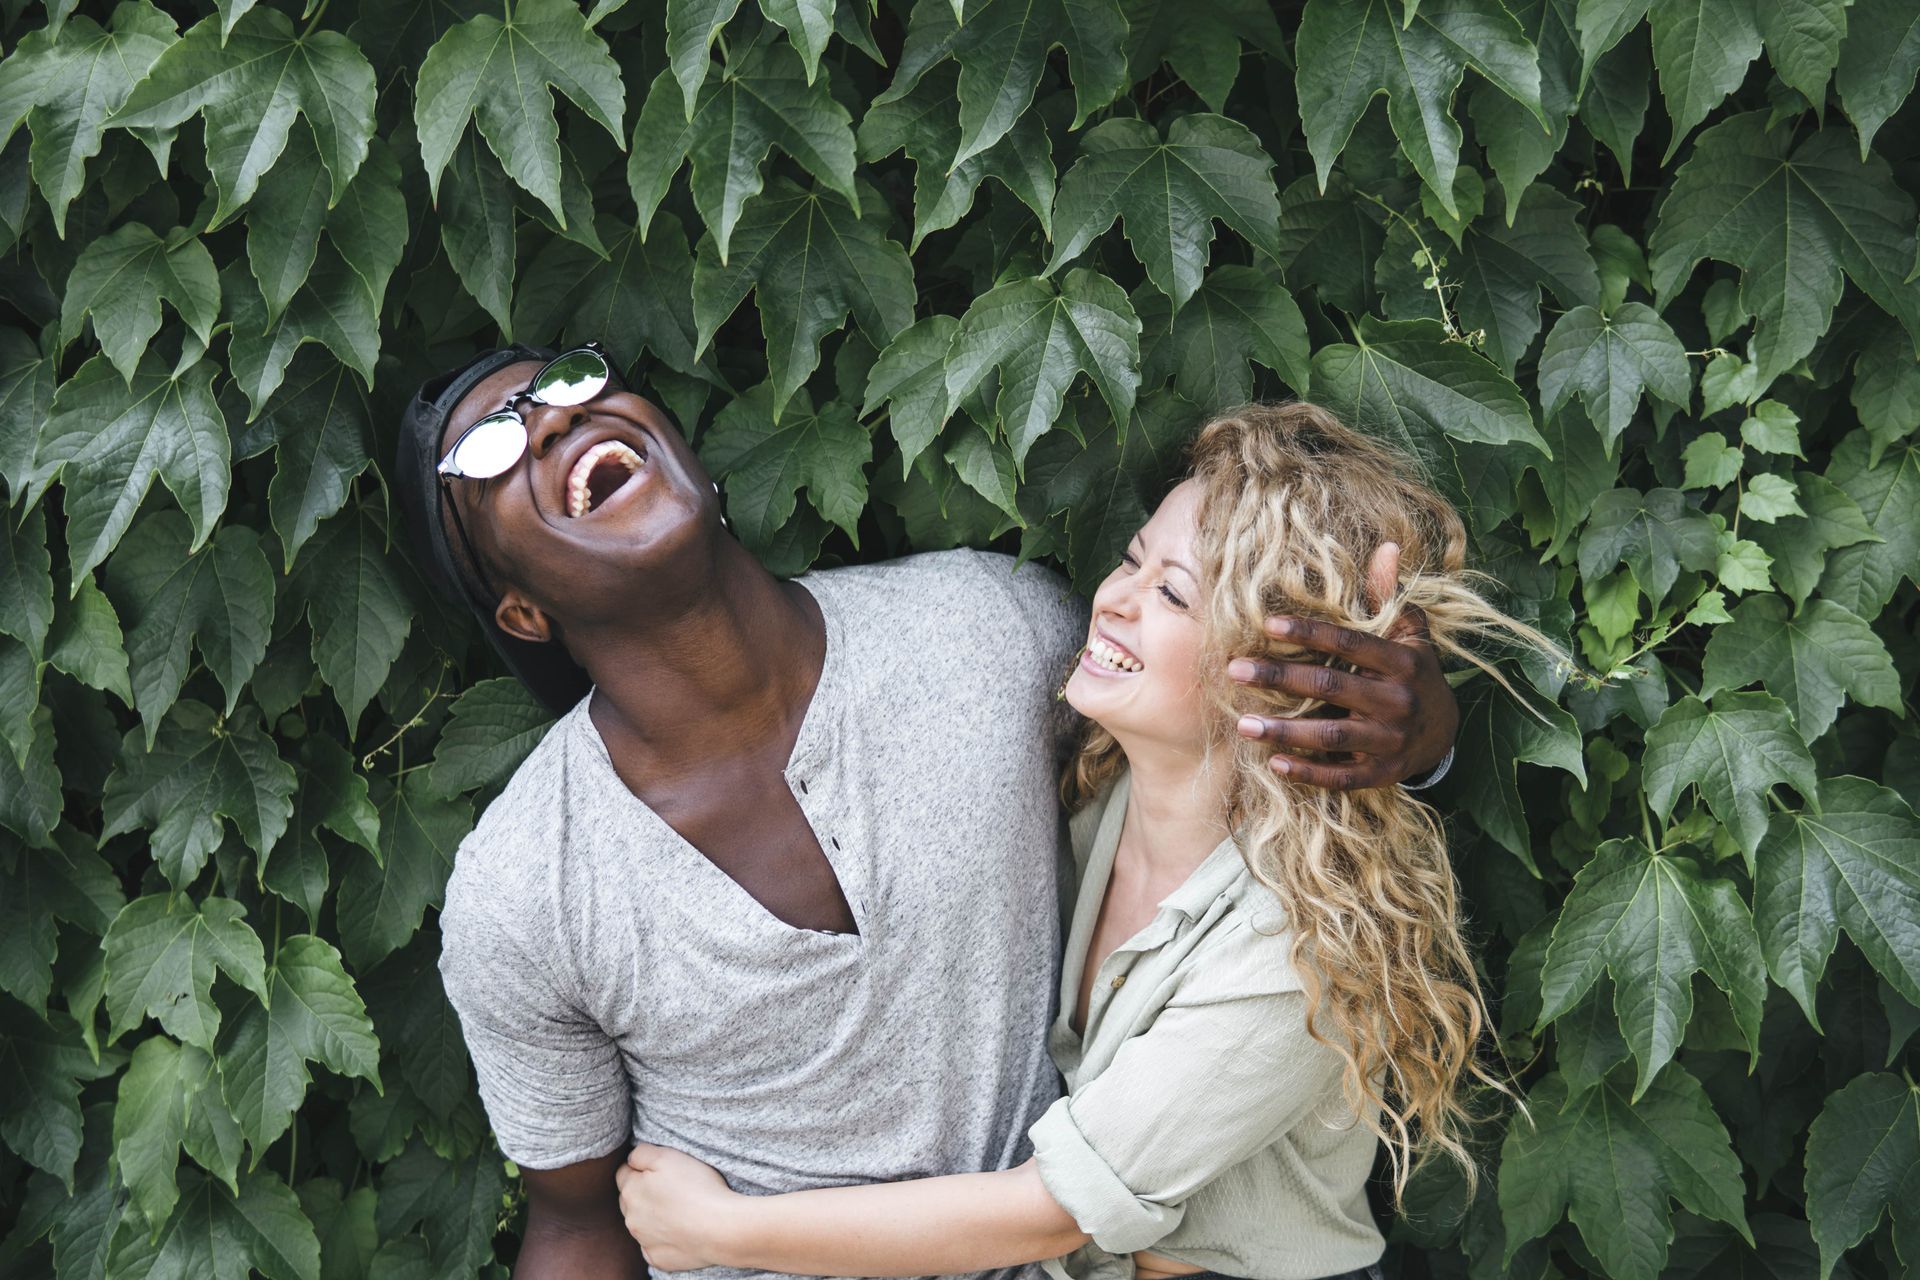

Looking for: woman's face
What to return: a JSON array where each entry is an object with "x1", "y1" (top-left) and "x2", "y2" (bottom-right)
[{"x1": 1065, "y1": 480, "x2": 1210, "y2": 756}]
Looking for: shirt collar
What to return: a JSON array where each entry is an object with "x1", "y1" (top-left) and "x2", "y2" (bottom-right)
[{"x1": 1157, "y1": 830, "x2": 1250, "y2": 921}]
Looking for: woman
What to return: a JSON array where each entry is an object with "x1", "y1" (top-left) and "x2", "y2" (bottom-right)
[{"x1": 615, "y1": 404, "x2": 1551, "y2": 1280}]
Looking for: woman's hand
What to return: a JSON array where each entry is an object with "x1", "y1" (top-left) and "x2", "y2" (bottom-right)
[
  {"x1": 1227, "y1": 542, "x2": 1460, "y2": 789},
  {"x1": 614, "y1": 1144, "x2": 741, "y2": 1272}
]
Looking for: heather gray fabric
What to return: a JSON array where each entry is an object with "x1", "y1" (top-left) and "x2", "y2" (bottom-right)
[{"x1": 439, "y1": 549, "x2": 1088, "y2": 1280}]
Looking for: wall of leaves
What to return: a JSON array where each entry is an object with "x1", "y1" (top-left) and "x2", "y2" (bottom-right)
[{"x1": 2, "y1": 0, "x2": 1918, "y2": 1275}]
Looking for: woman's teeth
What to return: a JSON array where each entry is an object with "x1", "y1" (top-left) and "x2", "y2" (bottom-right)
[
  {"x1": 567, "y1": 440, "x2": 645, "y2": 517},
  {"x1": 1088, "y1": 637, "x2": 1142, "y2": 672}
]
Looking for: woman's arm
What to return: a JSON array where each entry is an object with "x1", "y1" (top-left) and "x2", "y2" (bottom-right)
[{"x1": 617, "y1": 1146, "x2": 1089, "y2": 1275}]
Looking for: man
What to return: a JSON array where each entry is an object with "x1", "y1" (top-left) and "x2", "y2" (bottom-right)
[{"x1": 393, "y1": 345, "x2": 1458, "y2": 1278}]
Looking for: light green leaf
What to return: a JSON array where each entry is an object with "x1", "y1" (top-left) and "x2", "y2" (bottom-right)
[
  {"x1": 1755, "y1": 776, "x2": 1920, "y2": 1023},
  {"x1": 1649, "y1": 0, "x2": 1762, "y2": 161},
  {"x1": 704, "y1": 384, "x2": 871, "y2": 547},
  {"x1": 946, "y1": 422, "x2": 1021, "y2": 523},
  {"x1": 628, "y1": 39, "x2": 856, "y2": 265},
  {"x1": 944, "y1": 269, "x2": 1143, "y2": 468},
  {"x1": 44, "y1": 576, "x2": 128, "y2": 705},
  {"x1": 1538, "y1": 302, "x2": 1690, "y2": 449},
  {"x1": 1698, "y1": 351, "x2": 1759, "y2": 415},
  {"x1": 692, "y1": 178, "x2": 914, "y2": 422},
  {"x1": 1577, "y1": 487, "x2": 1719, "y2": 601},
  {"x1": 103, "y1": 893, "x2": 269, "y2": 1050},
  {"x1": 1046, "y1": 114, "x2": 1282, "y2": 310},
  {"x1": 335, "y1": 774, "x2": 471, "y2": 970},
  {"x1": 1643, "y1": 692, "x2": 1818, "y2": 863},
  {"x1": 414, "y1": 0, "x2": 625, "y2": 225},
  {"x1": 105, "y1": 510, "x2": 274, "y2": 744},
  {"x1": 1834, "y1": 0, "x2": 1920, "y2": 158},
  {"x1": 1140, "y1": 266, "x2": 1310, "y2": 413},
  {"x1": 0, "y1": 3, "x2": 177, "y2": 234},
  {"x1": 1650, "y1": 115, "x2": 1920, "y2": 391},
  {"x1": 1740, "y1": 472, "x2": 1804, "y2": 522},
  {"x1": 864, "y1": 315, "x2": 960, "y2": 472},
  {"x1": 1739, "y1": 399, "x2": 1801, "y2": 455},
  {"x1": 1700, "y1": 594, "x2": 1900, "y2": 742},
  {"x1": 1680, "y1": 432, "x2": 1743, "y2": 490},
  {"x1": 1538, "y1": 838, "x2": 1765, "y2": 1096},
  {"x1": 426, "y1": 677, "x2": 556, "y2": 798},
  {"x1": 114, "y1": 1036, "x2": 217, "y2": 1228},
  {"x1": 32, "y1": 353, "x2": 229, "y2": 590},
  {"x1": 1499, "y1": 1066, "x2": 1750, "y2": 1280},
  {"x1": 1804, "y1": 1072, "x2": 1920, "y2": 1279},
  {"x1": 218, "y1": 935, "x2": 380, "y2": 1153},
  {"x1": 1748, "y1": 471, "x2": 1878, "y2": 605},
  {"x1": 109, "y1": 8, "x2": 375, "y2": 220},
  {"x1": 1715, "y1": 535, "x2": 1772, "y2": 593},
  {"x1": 1296, "y1": 0, "x2": 1545, "y2": 217}
]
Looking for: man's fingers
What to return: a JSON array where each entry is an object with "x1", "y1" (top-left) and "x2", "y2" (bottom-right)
[
  {"x1": 1365, "y1": 541, "x2": 1401, "y2": 612},
  {"x1": 1268, "y1": 753, "x2": 1391, "y2": 790},
  {"x1": 1228, "y1": 655, "x2": 1409, "y2": 717},
  {"x1": 1237, "y1": 713, "x2": 1402, "y2": 758},
  {"x1": 1256, "y1": 616, "x2": 1419, "y2": 680}
]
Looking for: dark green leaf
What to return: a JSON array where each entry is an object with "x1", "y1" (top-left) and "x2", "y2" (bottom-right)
[
  {"x1": 58, "y1": 223, "x2": 219, "y2": 383},
  {"x1": 1699, "y1": 595, "x2": 1900, "y2": 742},
  {"x1": 1804, "y1": 1072, "x2": 1919, "y2": 1279},
  {"x1": 426, "y1": 677, "x2": 555, "y2": 798},
  {"x1": 704, "y1": 384, "x2": 871, "y2": 548},
  {"x1": 103, "y1": 892, "x2": 269, "y2": 1051},
  {"x1": 1538, "y1": 303, "x2": 1691, "y2": 450},
  {"x1": 335, "y1": 774, "x2": 471, "y2": 970},
  {"x1": 288, "y1": 504, "x2": 413, "y2": 733}
]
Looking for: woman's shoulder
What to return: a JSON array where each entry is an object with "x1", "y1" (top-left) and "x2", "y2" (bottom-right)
[{"x1": 1183, "y1": 859, "x2": 1311, "y2": 999}]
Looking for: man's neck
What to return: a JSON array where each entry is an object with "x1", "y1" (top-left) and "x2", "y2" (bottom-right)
[{"x1": 571, "y1": 540, "x2": 826, "y2": 776}]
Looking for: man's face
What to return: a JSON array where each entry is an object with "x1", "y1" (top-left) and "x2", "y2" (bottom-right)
[{"x1": 438, "y1": 359, "x2": 717, "y2": 644}]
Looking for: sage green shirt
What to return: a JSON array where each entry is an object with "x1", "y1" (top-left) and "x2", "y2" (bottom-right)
[{"x1": 1029, "y1": 771, "x2": 1386, "y2": 1280}]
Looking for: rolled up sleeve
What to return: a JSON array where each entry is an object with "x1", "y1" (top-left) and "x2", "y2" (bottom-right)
[{"x1": 1029, "y1": 937, "x2": 1349, "y2": 1255}]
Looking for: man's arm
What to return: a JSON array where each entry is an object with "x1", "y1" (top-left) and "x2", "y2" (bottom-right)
[{"x1": 519, "y1": 1153, "x2": 649, "y2": 1278}]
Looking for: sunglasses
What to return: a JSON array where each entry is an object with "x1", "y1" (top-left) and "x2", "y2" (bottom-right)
[{"x1": 436, "y1": 343, "x2": 620, "y2": 602}]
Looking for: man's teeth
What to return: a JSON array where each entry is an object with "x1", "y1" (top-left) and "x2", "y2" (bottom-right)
[
  {"x1": 1088, "y1": 637, "x2": 1142, "y2": 672},
  {"x1": 567, "y1": 440, "x2": 644, "y2": 517}
]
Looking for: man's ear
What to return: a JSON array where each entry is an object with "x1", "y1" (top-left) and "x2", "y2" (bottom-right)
[{"x1": 494, "y1": 590, "x2": 554, "y2": 645}]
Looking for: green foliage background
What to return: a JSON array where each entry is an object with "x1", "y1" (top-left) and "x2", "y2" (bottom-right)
[{"x1": 2, "y1": 0, "x2": 1920, "y2": 1275}]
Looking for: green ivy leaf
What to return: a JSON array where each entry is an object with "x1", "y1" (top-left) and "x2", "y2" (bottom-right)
[
  {"x1": 704, "y1": 384, "x2": 871, "y2": 548},
  {"x1": 218, "y1": 934, "x2": 380, "y2": 1153},
  {"x1": 426, "y1": 677, "x2": 555, "y2": 798},
  {"x1": 864, "y1": 315, "x2": 960, "y2": 472},
  {"x1": 1120, "y1": 0, "x2": 1285, "y2": 111},
  {"x1": 297, "y1": 1179, "x2": 377, "y2": 1280},
  {"x1": 104, "y1": 1165, "x2": 320, "y2": 1280},
  {"x1": 1537, "y1": 303, "x2": 1691, "y2": 451},
  {"x1": 288, "y1": 504, "x2": 413, "y2": 734},
  {"x1": 1850, "y1": 324, "x2": 1920, "y2": 464},
  {"x1": 1296, "y1": 0, "x2": 1545, "y2": 217},
  {"x1": 1649, "y1": 114, "x2": 1920, "y2": 391},
  {"x1": 1046, "y1": 114, "x2": 1282, "y2": 310},
  {"x1": 103, "y1": 893, "x2": 269, "y2": 1051},
  {"x1": 1680, "y1": 431, "x2": 1743, "y2": 490},
  {"x1": 1643, "y1": 692, "x2": 1818, "y2": 864},
  {"x1": 1738, "y1": 399, "x2": 1801, "y2": 456},
  {"x1": 224, "y1": 250, "x2": 381, "y2": 417},
  {"x1": 1739, "y1": 472, "x2": 1804, "y2": 523},
  {"x1": 230, "y1": 351, "x2": 373, "y2": 572},
  {"x1": 335, "y1": 774, "x2": 471, "y2": 970},
  {"x1": 1577, "y1": 487, "x2": 1718, "y2": 602},
  {"x1": 1527, "y1": 403, "x2": 1617, "y2": 558},
  {"x1": 374, "y1": 1141, "x2": 507, "y2": 1279},
  {"x1": 0, "y1": 502, "x2": 52, "y2": 660},
  {"x1": 1499, "y1": 1065, "x2": 1750, "y2": 1280},
  {"x1": 113, "y1": 1036, "x2": 209, "y2": 1228},
  {"x1": 1747, "y1": 472, "x2": 1878, "y2": 605},
  {"x1": 1313, "y1": 316, "x2": 1546, "y2": 523},
  {"x1": 1819, "y1": 434, "x2": 1920, "y2": 617},
  {"x1": 628, "y1": 38, "x2": 857, "y2": 264},
  {"x1": 31, "y1": 353, "x2": 230, "y2": 590},
  {"x1": 1834, "y1": 0, "x2": 1920, "y2": 158},
  {"x1": 0, "y1": 829, "x2": 122, "y2": 1013},
  {"x1": 110, "y1": 8, "x2": 375, "y2": 221},
  {"x1": 513, "y1": 215, "x2": 708, "y2": 387},
  {"x1": 1538, "y1": 837, "x2": 1766, "y2": 1094},
  {"x1": 1804, "y1": 1072, "x2": 1920, "y2": 1279},
  {"x1": 101, "y1": 702, "x2": 294, "y2": 888},
  {"x1": 0, "y1": 2, "x2": 178, "y2": 234},
  {"x1": 1273, "y1": 173, "x2": 1381, "y2": 316},
  {"x1": 57, "y1": 223, "x2": 218, "y2": 386},
  {"x1": 1138, "y1": 266, "x2": 1311, "y2": 414},
  {"x1": 663, "y1": 0, "x2": 744, "y2": 116},
  {"x1": 944, "y1": 268, "x2": 1143, "y2": 468},
  {"x1": 360, "y1": 937, "x2": 469, "y2": 1121},
  {"x1": 1755, "y1": 775, "x2": 1920, "y2": 1024},
  {"x1": 692, "y1": 178, "x2": 914, "y2": 422},
  {"x1": 264, "y1": 738, "x2": 377, "y2": 930},
  {"x1": 47, "y1": 574, "x2": 133, "y2": 705},
  {"x1": 1700, "y1": 595, "x2": 1900, "y2": 742},
  {"x1": 0, "y1": 996, "x2": 97, "y2": 1184},
  {"x1": 1649, "y1": 0, "x2": 1762, "y2": 161},
  {"x1": 1758, "y1": 0, "x2": 1849, "y2": 104},
  {"x1": 1448, "y1": 682, "x2": 1586, "y2": 871},
  {"x1": 105, "y1": 511, "x2": 274, "y2": 745},
  {"x1": 414, "y1": 0, "x2": 625, "y2": 226}
]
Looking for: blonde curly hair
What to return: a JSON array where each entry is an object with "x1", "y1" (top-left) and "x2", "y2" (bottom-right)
[{"x1": 1065, "y1": 401, "x2": 1558, "y2": 1202}]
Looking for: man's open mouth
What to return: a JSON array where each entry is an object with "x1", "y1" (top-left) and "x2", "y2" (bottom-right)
[{"x1": 566, "y1": 439, "x2": 647, "y2": 517}]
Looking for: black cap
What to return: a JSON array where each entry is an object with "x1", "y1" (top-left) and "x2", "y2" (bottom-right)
[{"x1": 394, "y1": 345, "x2": 594, "y2": 716}]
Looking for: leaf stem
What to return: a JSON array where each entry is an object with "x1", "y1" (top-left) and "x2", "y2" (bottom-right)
[
  {"x1": 300, "y1": 0, "x2": 331, "y2": 36},
  {"x1": 361, "y1": 666, "x2": 449, "y2": 773},
  {"x1": 1353, "y1": 188, "x2": 1457, "y2": 336}
]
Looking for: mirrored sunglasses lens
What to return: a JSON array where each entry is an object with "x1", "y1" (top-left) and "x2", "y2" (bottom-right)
[
  {"x1": 451, "y1": 415, "x2": 527, "y2": 478},
  {"x1": 533, "y1": 349, "x2": 610, "y2": 406}
]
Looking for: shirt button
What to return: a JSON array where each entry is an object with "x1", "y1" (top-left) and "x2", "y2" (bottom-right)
[{"x1": 1110, "y1": 975, "x2": 1127, "y2": 989}]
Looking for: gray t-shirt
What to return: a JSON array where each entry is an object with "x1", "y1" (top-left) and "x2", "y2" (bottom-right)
[{"x1": 439, "y1": 549, "x2": 1088, "y2": 1280}]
